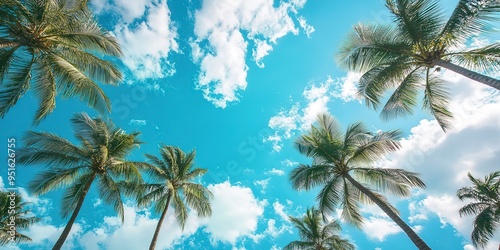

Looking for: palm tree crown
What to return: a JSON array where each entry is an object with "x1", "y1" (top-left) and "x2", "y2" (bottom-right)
[
  {"x1": 284, "y1": 207, "x2": 355, "y2": 250},
  {"x1": 18, "y1": 112, "x2": 143, "y2": 249},
  {"x1": 138, "y1": 145, "x2": 212, "y2": 250},
  {"x1": 0, "y1": 191, "x2": 41, "y2": 245},
  {"x1": 290, "y1": 113, "x2": 429, "y2": 249},
  {"x1": 337, "y1": 0, "x2": 500, "y2": 131},
  {"x1": 457, "y1": 171, "x2": 500, "y2": 248},
  {"x1": 0, "y1": 0, "x2": 122, "y2": 124}
]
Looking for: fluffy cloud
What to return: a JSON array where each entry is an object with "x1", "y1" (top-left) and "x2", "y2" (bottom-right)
[
  {"x1": 92, "y1": 0, "x2": 178, "y2": 81},
  {"x1": 203, "y1": 182, "x2": 267, "y2": 245},
  {"x1": 362, "y1": 217, "x2": 402, "y2": 241},
  {"x1": 191, "y1": 0, "x2": 312, "y2": 108},
  {"x1": 265, "y1": 77, "x2": 334, "y2": 152}
]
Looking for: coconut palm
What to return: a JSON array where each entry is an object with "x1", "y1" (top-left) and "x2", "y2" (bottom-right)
[
  {"x1": 138, "y1": 145, "x2": 212, "y2": 250},
  {"x1": 18, "y1": 112, "x2": 144, "y2": 250},
  {"x1": 0, "y1": 191, "x2": 41, "y2": 245},
  {"x1": 284, "y1": 207, "x2": 355, "y2": 250},
  {"x1": 0, "y1": 0, "x2": 122, "y2": 124},
  {"x1": 290, "y1": 113, "x2": 429, "y2": 249},
  {"x1": 457, "y1": 171, "x2": 500, "y2": 248},
  {"x1": 337, "y1": 0, "x2": 500, "y2": 131}
]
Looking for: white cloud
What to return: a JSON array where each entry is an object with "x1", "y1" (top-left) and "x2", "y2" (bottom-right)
[
  {"x1": 265, "y1": 168, "x2": 285, "y2": 176},
  {"x1": 297, "y1": 16, "x2": 315, "y2": 37},
  {"x1": 191, "y1": 0, "x2": 312, "y2": 108},
  {"x1": 265, "y1": 77, "x2": 334, "y2": 152},
  {"x1": 331, "y1": 72, "x2": 363, "y2": 102},
  {"x1": 203, "y1": 182, "x2": 267, "y2": 245},
  {"x1": 362, "y1": 217, "x2": 402, "y2": 241},
  {"x1": 93, "y1": 0, "x2": 178, "y2": 81},
  {"x1": 273, "y1": 201, "x2": 289, "y2": 222},
  {"x1": 128, "y1": 119, "x2": 147, "y2": 126}
]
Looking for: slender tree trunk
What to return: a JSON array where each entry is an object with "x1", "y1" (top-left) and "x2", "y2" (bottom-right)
[
  {"x1": 344, "y1": 174, "x2": 432, "y2": 250},
  {"x1": 149, "y1": 194, "x2": 172, "y2": 250},
  {"x1": 52, "y1": 174, "x2": 96, "y2": 250},
  {"x1": 434, "y1": 59, "x2": 500, "y2": 90}
]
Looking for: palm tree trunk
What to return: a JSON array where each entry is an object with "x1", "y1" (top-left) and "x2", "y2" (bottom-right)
[
  {"x1": 344, "y1": 174, "x2": 431, "y2": 250},
  {"x1": 434, "y1": 59, "x2": 500, "y2": 90},
  {"x1": 52, "y1": 174, "x2": 96, "y2": 250},
  {"x1": 149, "y1": 194, "x2": 172, "y2": 250}
]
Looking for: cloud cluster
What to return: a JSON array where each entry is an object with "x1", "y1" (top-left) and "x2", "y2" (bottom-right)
[
  {"x1": 91, "y1": 0, "x2": 179, "y2": 81},
  {"x1": 191, "y1": 0, "x2": 313, "y2": 108},
  {"x1": 17, "y1": 181, "x2": 271, "y2": 249}
]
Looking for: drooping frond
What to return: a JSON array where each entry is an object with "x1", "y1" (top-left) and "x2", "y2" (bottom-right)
[{"x1": 423, "y1": 68, "x2": 453, "y2": 131}]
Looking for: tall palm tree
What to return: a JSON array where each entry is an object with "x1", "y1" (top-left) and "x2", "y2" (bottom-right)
[
  {"x1": 18, "y1": 112, "x2": 143, "y2": 250},
  {"x1": 337, "y1": 0, "x2": 500, "y2": 131},
  {"x1": 284, "y1": 207, "x2": 355, "y2": 250},
  {"x1": 0, "y1": 0, "x2": 122, "y2": 124},
  {"x1": 457, "y1": 171, "x2": 500, "y2": 248},
  {"x1": 138, "y1": 145, "x2": 212, "y2": 250},
  {"x1": 290, "y1": 113, "x2": 429, "y2": 250},
  {"x1": 0, "y1": 191, "x2": 41, "y2": 245}
]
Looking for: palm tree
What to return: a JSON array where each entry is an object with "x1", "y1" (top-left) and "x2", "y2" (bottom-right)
[
  {"x1": 18, "y1": 112, "x2": 144, "y2": 250},
  {"x1": 337, "y1": 0, "x2": 500, "y2": 131},
  {"x1": 457, "y1": 171, "x2": 500, "y2": 248},
  {"x1": 138, "y1": 145, "x2": 212, "y2": 250},
  {"x1": 284, "y1": 207, "x2": 355, "y2": 250},
  {"x1": 0, "y1": 0, "x2": 122, "y2": 124},
  {"x1": 290, "y1": 113, "x2": 429, "y2": 249},
  {"x1": 0, "y1": 191, "x2": 41, "y2": 245}
]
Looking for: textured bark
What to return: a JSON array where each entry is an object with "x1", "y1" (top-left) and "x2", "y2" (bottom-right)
[
  {"x1": 52, "y1": 175, "x2": 96, "y2": 250},
  {"x1": 434, "y1": 59, "x2": 500, "y2": 90},
  {"x1": 344, "y1": 174, "x2": 432, "y2": 250},
  {"x1": 149, "y1": 194, "x2": 172, "y2": 250}
]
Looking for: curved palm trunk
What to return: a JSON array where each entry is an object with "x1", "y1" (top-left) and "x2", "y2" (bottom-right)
[
  {"x1": 149, "y1": 194, "x2": 172, "y2": 250},
  {"x1": 52, "y1": 175, "x2": 96, "y2": 250},
  {"x1": 344, "y1": 174, "x2": 431, "y2": 250},
  {"x1": 434, "y1": 59, "x2": 500, "y2": 90}
]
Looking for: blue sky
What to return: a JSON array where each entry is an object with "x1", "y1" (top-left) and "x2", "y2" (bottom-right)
[{"x1": 1, "y1": 0, "x2": 500, "y2": 249}]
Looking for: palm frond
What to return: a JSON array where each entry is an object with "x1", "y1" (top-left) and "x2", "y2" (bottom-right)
[
  {"x1": 440, "y1": 0, "x2": 500, "y2": 46},
  {"x1": 423, "y1": 68, "x2": 453, "y2": 131},
  {"x1": 289, "y1": 164, "x2": 334, "y2": 191},
  {"x1": 380, "y1": 68, "x2": 423, "y2": 120},
  {"x1": 97, "y1": 173, "x2": 125, "y2": 222},
  {"x1": 49, "y1": 54, "x2": 111, "y2": 113},
  {"x1": 448, "y1": 43, "x2": 500, "y2": 74},
  {"x1": 28, "y1": 166, "x2": 86, "y2": 195}
]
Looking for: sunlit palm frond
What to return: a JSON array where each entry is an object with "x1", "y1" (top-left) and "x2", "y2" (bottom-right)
[{"x1": 440, "y1": 0, "x2": 500, "y2": 46}]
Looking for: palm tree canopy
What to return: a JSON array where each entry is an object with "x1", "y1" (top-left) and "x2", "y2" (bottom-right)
[
  {"x1": 18, "y1": 112, "x2": 143, "y2": 222},
  {"x1": 0, "y1": 0, "x2": 122, "y2": 124},
  {"x1": 138, "y1": 145, "x2": 212, "y2": 230},
  {"x1": 457, "y1": 171, "x2": 500, "y2": 248},
  {"x1": 0, "y1": 191, "x2": 41, "y2": 245},
  {"x1": 290, "y1": 113, "x2": 426, "y2": 227},
  {"x1": 284, "y1": 207, "x2": 355, "y2": 250},
  {"x1": 337, "y1": 0, "x2": 500, "y2": 131}
]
